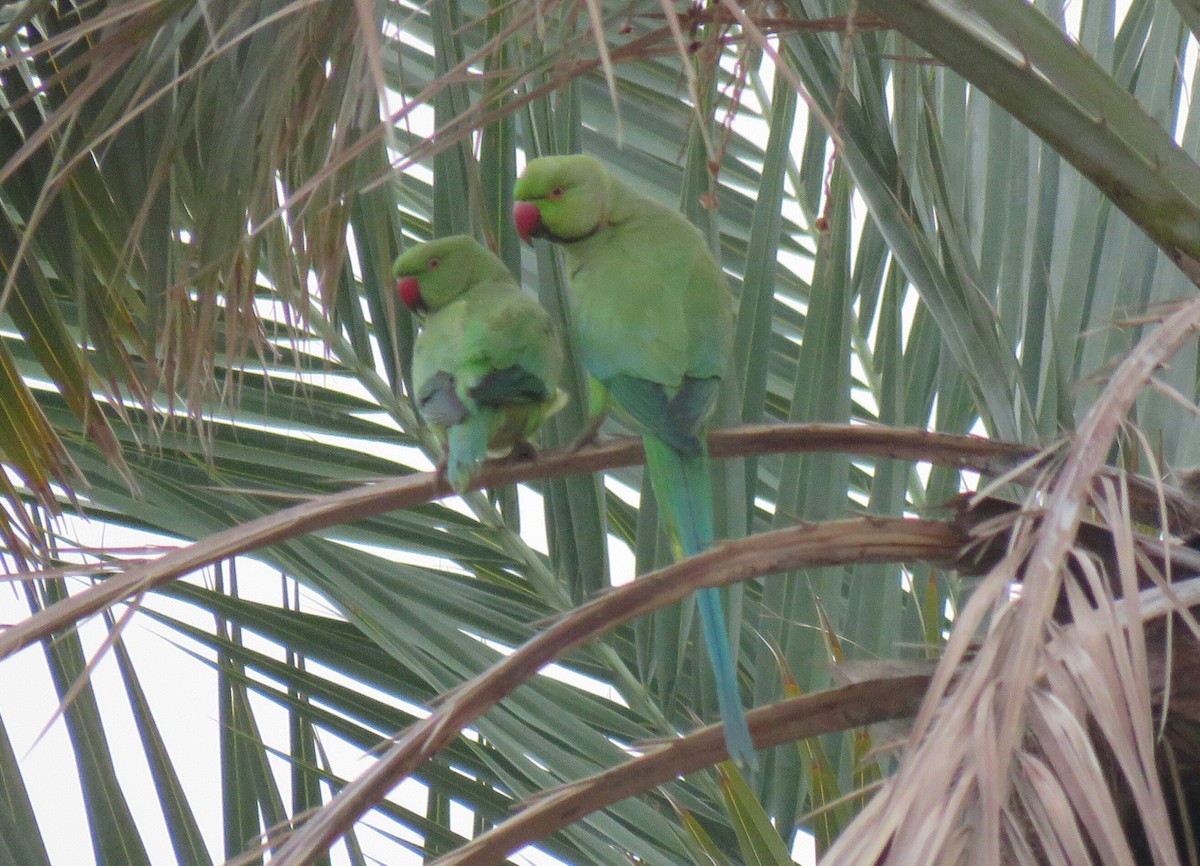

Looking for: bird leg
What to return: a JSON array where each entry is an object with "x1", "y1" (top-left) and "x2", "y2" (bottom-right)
[
  {"x1": 507, "y1": 439, "x2": 539, "y2": 462},
  {"x1": 568, "y1": 413, "x2": 606, "y2": 451},
  {"x1": 570, "y1": 376, "x2": 610, "y2": 450}
]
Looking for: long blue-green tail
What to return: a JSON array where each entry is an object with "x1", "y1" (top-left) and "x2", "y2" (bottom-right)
[{"x1": 643, "y1": 434, "x2": 757, "y2": 770}]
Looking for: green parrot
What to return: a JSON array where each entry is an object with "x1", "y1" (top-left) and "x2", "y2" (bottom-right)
[
  {"x1": 394, "y1": 235, "x2": 564, "y2": 494},
  {"x1": 512, "y1": 155, "x2": 755, "y2": 769}
]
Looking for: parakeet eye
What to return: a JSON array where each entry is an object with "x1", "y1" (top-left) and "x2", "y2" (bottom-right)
[
  {"x1": 547, "y1": 186, "x2": 565, "y2": 201},
  {"x1": 427, "y1": 257, "x2": 441, "y2": 270}
]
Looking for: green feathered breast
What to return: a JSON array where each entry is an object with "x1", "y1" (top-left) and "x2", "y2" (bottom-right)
[{"x1": 413, "y1": 279, "x2": 565, "y2": 452}]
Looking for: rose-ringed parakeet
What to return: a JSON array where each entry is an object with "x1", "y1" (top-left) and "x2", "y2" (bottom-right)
[
  {"x1": 512, "y1": 155, "x2": 756, "y2": 769},
  {"x1": 394, "y1": 235, "x2": 564, "y2": 494}
]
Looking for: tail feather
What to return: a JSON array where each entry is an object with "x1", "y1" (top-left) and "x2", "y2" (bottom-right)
[
  {"x1": 643, "y1": 434, "x2": 757, "y2": 769},
  {"x1": 696, "y1": 587, "x2": 756, "y2": 769},
  {"x1": 641, "y1": 434, "x2": 713, "y2": 557},
  {"x1": 447, "y1": 411, "x2": 493, "y2": 493}
]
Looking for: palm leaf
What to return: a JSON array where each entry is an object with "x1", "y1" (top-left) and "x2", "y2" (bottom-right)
[{"x1": 3, "y1": 2, "x2": 1200, "y2": 864}]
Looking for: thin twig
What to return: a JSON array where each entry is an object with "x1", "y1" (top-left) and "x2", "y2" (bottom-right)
[
  {"x1": 0, "y1": 424, "x2": 1013, "y2": 661},
  {"x1": 429, "y1": 676, "x2": 931, "y2": 866},
  {"x1": 3, "y1": 422, "x2": 1194, "y2": 664}
]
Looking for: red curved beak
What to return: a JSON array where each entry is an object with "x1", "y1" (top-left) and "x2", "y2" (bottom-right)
[
  {"x1": 513, "y1": 201, "x2": 543, "y2": 244},
  {"x1": 397, "y1": 276, "x2": 424, "y2": 312}
]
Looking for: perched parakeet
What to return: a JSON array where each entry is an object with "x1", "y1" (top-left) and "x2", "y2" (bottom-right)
[
  {"x1": 394, "y1": 235, "x2": 564, "y2": 494},
  {"x1": 512, "y1": 155, "x2": 755, "y2": 768}
]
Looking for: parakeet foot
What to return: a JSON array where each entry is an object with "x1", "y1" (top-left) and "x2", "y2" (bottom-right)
[
  {"x1": 569, "y1": 415, "x2": 605, "y2": 451},
  {"x1": 508, "y1": 440, "x2": 539, "y2": 462}
]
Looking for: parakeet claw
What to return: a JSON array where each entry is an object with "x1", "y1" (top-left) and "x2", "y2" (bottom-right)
[
  {"x1": 508, "y1": 440, "x2": 539, "y2": 462},
  {"x1": 569, "y1": 415, "x2": 605, "y2": 451}
]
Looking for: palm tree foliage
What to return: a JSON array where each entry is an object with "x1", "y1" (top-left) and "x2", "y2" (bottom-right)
[{"x1": 2, "y1": 0, "x2": 1200, "y2": 864}]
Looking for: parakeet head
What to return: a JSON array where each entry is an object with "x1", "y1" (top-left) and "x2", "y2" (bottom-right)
[
  {"x1": 512, "y1": 155, "x2": 608, "y2": 244},
  {"x1": 392, "y1": 235, "x2": 507, "y2": 314}
]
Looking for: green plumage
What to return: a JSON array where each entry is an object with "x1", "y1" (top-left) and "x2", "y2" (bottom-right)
[
  {"x1": 393, "y1": 235, "x2": 564, "y2": 494},
  {"x1": 514, "y1": 156, "x2": 756, "y2": 768}
]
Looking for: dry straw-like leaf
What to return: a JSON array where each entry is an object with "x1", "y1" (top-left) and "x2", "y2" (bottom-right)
[{"x1": 823, "y1": 297, "x2": 1200, "y2": 866}]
